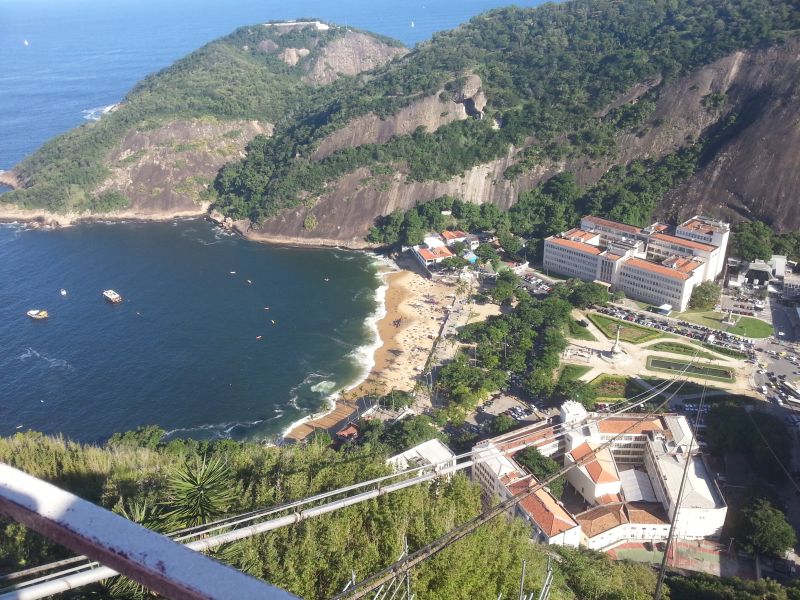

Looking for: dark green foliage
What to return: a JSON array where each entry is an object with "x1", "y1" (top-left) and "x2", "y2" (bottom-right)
[
  {"x1": 554, "y1": 380, "x2": 598, "y2": 409},
  {"x1": 563, "y1": 281, "x2": 609, "y2": 309},
  {"x1": 734, "y1": 221, "x2": 775, "y2": 261},
  {"x1": 705, "y1": 404, "x2": 793, "y2": 483},
  {"x1": 734, "y1": 220, "x2": 800, "y2": 261},
  {"x1": 689, "y1": 281, "x2": 722, "y2": 310},
  {"x1": 356, "y1": 415, "x2": 445, "y2": 455},
  {"x1": 164, "y1": 455, "x2": 236, "y2": 527},
  {"x1": 490, "y1": 413, "x2": 518, "y2": 435},
  {"x1": 490, "y1": 269, "x2": 523, "y2": 304},
  {"x1": 514, "y1": 446, "x2": 565, "y2": 498},
  {"x1": 737, "y1": 497, "x2": 797, "y2": 557},
  {"x1": 214, "y1": 0, "x2": 800, "y2": 222},
  {"x1": 108, "y1": 425, "x2": 166, "y2": 449},
  {"x1": 667, "y1": 572, "x2": 800, "y2": 600}
]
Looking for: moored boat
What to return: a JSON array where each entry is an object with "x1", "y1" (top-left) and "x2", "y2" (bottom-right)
[
  {"x1": 26, "y1": 309, "x2": 49, "y2": 320},
  {"x1": 103, "y1": 289, "x2": 123, "y2": 304}
]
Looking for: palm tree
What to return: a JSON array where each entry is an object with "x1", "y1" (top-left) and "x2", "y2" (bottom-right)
[{"x1": 163, "y1": 455, "x2": 236, "y2": 528}]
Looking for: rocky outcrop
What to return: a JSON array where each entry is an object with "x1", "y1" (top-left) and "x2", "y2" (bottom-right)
[
  {"x1": 279, "y1": 47, "x2": 310, "y2": 66},
  {"x1": 96, "y1": 119, "x2": 271, "y2": 217},
  {"x1": 302, "y1": 31, "x2": 406, "y2": 86},
  {"x1": 0, "y1": 171, "x2": 20, "y2": 190},
  {"x1": 311, "y1": 75, "x2": 486, "y2": 160},
  {"x1": 658, "y1": 40, "x2": 800, "y2": 232},
  {"x1": 253, "y1": 39, "x2": 800, "y2": 244}
]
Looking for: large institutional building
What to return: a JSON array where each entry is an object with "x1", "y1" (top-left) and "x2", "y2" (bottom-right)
[
  {"x1": 472, "y1": 402, "x2": 727, "y2": 551},
  {"x1": 543, "y1": 215, "x2": 730, "y2": 311}
]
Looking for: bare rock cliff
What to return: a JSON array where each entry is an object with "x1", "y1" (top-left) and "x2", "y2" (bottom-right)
[
  {"x1": 252, "y1": 40, "x2": 800, "y2": 244},
  {"x1": 303, "y1": 31, "x2": 407, "y2": 86},
  {"x1": 97, "y1": 119, "x2": 271, "y2": 216}
]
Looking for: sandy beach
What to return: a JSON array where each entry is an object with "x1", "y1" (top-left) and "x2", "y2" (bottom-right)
[{"x1": 284, "y1": 266, "x2": 458, "y2": 441}]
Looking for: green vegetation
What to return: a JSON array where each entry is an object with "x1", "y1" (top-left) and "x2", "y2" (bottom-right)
[
  {"x1": 0, "y1": 430, "x2": 682, "y2": 600},
  {"x1": 734, "y1": 220, "x2": 800, "y2": 261},
  {"x1": 490, "y1": 413, "x2": 518, "y2": 435},
  {"x1": 649, "y1": 342, "x2": 721, "y2": 361},
  {"x1": 646, "y1": 356, "x2": 735, "y2": 381},
  {"x1": 566, "y1": 319, "x2": 596, "y2": 341},
  {"x1": 514, "y1": 447, "x2": 566, "y2": 498},
  {"x1": 554, "y1": 379, "x2": 599, "y2": 409},
  {"x1": 667, "y1": 573, "x2": 800, "y2": 600},
  {"x1": 587, "y1": 313, "x2": 662, "y2": 344},
  {"x1": 589, "y1": 374, "x2": 647, "y2": 399},
  {"x1": 737, "y1": 497, "x2": 797, "y2": 557},
  {"x1": 688, "y1": 281, "x2": 721, "y2": 310},
  {"x1": 214, "y1": 0, "x2": 800, "y2": 223},
  {"x1": 700, "y1": 342, "x2": 748, "y2": 359},
  {"x1": 355, "y1": 415, "x2": 446, "y2": 454},
  {"x1": 559, "y1": 364, "x2": 592, "y2": 383},
  {"x1": 678, "y1": 310, "x2": 773, "y2": 338}
]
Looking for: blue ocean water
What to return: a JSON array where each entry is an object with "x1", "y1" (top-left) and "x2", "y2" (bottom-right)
[{"x1": 0, "y1": 0, "x2": 542, "y2": 441}]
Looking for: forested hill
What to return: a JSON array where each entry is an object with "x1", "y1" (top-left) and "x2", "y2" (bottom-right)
[
  {"x1": 0, "y1": 21, "x2": 405, "y2": 218},
  {"x1": 3, "y1": 0, "x2": 800, "y2": 238}
]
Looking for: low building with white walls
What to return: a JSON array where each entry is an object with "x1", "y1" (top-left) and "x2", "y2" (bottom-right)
[
  {"x1": 387, "y1": 438, "x2": 456, "y2": 475},
  {"x1": 471, "y1": 402, "x2": 726, "y2": 552}
]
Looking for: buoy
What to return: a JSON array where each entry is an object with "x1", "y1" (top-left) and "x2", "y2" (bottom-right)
[
  {"x1": 60, "y1": 289, "x2": 67, "y2": 296},
  {"x1": 271, "y1": 320, "x2": 276, "y2": 325}
]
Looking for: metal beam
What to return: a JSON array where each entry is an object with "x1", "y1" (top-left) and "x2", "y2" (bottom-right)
[{"x1": 0, "y1": 464, "x2": 296, "y2": 600}]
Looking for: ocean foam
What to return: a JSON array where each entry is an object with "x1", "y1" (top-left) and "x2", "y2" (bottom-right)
[
  {"x1": 17, "y1": 347, "x2": 72, "y2": 370},
  {"x1": 82, "y1": 104, "x2": 117, "y2": 121},
  {"x1": 164, "y1": 418, "x2": 264, "y2": 440}
]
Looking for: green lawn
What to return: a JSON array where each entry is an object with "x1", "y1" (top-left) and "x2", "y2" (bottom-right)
[
  {"x1": 587, "y1": 313, "x2": 662, "y2": 344},
  {"x1": 589, "y1": 374, "x2": 649, "y2": 399},
  {"x1": 566, "y1": 319, "x2": 597, "y2": 341},
  {"x1": 645, "y1": 356, "x2": 735, "y2": 382},
  {"x1": 649, "y1": 341, "x2": 722, "y2": 361},
  {"x1": 559, "y1": 364, "x2": 593, "y2": 383},
  {"x1": 677, "y1": 310, "x2": 773, "y2": 338}
]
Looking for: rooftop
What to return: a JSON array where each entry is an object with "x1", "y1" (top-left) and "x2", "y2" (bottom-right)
[
  {"x1": 649, "y1": 439, "x2": 725, "y2": 510},
  {"x1": 387, "y1": 438, "x2": 455, "y2": 472},
  {"x1": 575, "y1": 504, "x2": 627, "y2": 538},
  {"x1": 622, "y1": 257, "x2": 693, "y2": 281},
  {"x1": 679, "y1": 216, "x2": 729, "y2": 235},
  {"x1": 650, "y1": 232, "x2": 716, "y2": 252},
  {"x1": 662, "y1": 255, "x2": 706, "y2": 274},
  {"x1": 582, "y1": 215, "x2": 642, "y2": 236},
  {"x1": 416, "y1": 245, "x2": 454, "y2": 261},
  {"x1": 547, "y1": 236, "x2": 602, "y2": 255},
  {"x1": 569, "y1": 441, "x2": 619, "y2": 484},
  {"x1": 441, "y1": 230, "x2": 468, "y2": 240},
  {"x1": 597, "y1": 416, "x2": 665, "y2": 435},
  {"x1": 563, "y1": 228, "x2": 599, "y2": 243},
  {"x1": 509, "y1": 477, "x2": 579, "y2": 538}
]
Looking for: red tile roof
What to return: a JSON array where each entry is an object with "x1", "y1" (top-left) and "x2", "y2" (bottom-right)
[
  {"x1": 602, "y1": 253, "x2": 624, "y2": 262},
  {"x1": 650, "y1": 232, "x2": 715, "y2": 252},
  {"x1": 547, "y1": 236, "x2": 601, "y2": 255},
  {"x1": 564, "y1": 228, "x2": 598, "y2": 242},
  {"x1": 569, "y1": 442, "x2": 619, "y2": 484},
  {"x1": 679, "y1": 218, "x2": 715, "y2": 235},
  {"x1": 441, "y1": 230, "x2": 468, "y2": 240},
  {"x1": 508, "y1": 477, "x2": 578, "y2": 538},
  {"x1": 583, "y1": 215, "x2": 642, "y2": 235},
  {"x1": 622, "y1": 257, "x2": 693, "y2": 281},
  {"x1": 416, "y1": 246, "x2": 454, "y2": 261},
  {"x1": 662, "y1": 255, "x2": 705, "y2": 274},
  {"x1": 597, "y1": 417, "x2": 664, "y2": 435},
  {"x1": 576, "y1": 504, "x2": 628, "y2": 537}
]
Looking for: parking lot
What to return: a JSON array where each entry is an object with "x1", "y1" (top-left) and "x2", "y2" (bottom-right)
[{"x1": 596, "y1": 305, "x2": 757, "y2": 357}]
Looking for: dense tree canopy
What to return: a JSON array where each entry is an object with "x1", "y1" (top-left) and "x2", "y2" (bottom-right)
[
  {"x1": 737, "y1": 498, "x2": 797, "y2": 557},
  {"x1": 689, "y1": 281, "x2": 721, "y2": 310}
]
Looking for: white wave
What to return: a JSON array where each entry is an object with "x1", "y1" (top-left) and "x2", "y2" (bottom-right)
[
  {"x1": 164, "y1": 418, "x2": 264, "y2": 439},
  {"x1": 310, "y1": 380, "x2": 338, "y2": 394},
  {"x1": 82, "y1": 103, "x2": 117, "y2": 121},
  {"x1": 17, "y1": 347, "x2": 72, "y2": 370}
]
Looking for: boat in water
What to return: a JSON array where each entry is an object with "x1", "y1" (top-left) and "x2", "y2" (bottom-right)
[
  {"x1": 102, "y1": 289, "x2": 123, "y2": 304},
  {"x1": 26, "y1": 309, "x2": 49, "y2": 320},
  {"x1": 60, "y1": 288, "x2": 67, "y2": 296}
]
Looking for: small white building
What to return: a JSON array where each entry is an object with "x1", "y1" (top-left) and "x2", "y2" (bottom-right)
[{"x1": 387, "y1": 438, "x2": 456, "y2": 475}]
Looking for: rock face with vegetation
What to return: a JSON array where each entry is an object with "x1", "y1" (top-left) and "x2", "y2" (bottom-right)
[{"x1": 3, "y1": 0, "x2": 800, "y2": 240}]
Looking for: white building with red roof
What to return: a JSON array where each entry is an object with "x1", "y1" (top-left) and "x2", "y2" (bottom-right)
[
  {"x1": 542, "y1": 214, "x2": 730, "y2": 310},
  {"x1": 471, "y1": 402, "x2": 726, "y2": 551}
]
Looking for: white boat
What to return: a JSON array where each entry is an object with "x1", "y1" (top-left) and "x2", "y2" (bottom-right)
[
  {"x1": 27, "y1": 309, "x2": 48, "y2": 320},
  {"x1": 103, "y1": 289, "x2": 123, "y2": 304},
  {"x1": 60, "y1": 288, "x2": 67, "y2": 296}
]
